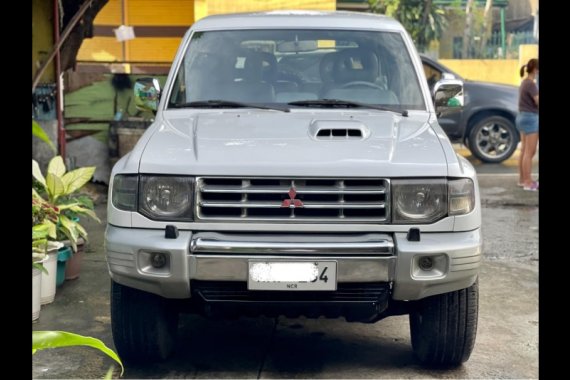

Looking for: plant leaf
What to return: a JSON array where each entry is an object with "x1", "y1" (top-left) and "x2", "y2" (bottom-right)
[
  {"x1": 45, "y1": 220, "x2": 57, "y2": 239},
  {"x1": 69, "y1": 205, "x2": 101, "y2": 223},
  {"x1": 57, "y1": 203, "x2": 80, "y2": 210},
  {"x1": 32, "y1": 188, "x2": 44, "y2": 200},
  {"x1": 32, "y1": 120, "x2": 56, "y2": 152},
  {"x1": 32, "y1": 224, "x2": 49, "y2": 240},
  {"x1": 62, "y1": 167, "x2": 96, "y2": 194},
  {"x1": 32, "y1": 331, "x2": 124, "y2": 376},
  {"x1": 47, "y1": 156, "x2": 66, "y2": 177},
  {"x1": 76, "y1": 195, "x2": 94, "y2": 210},
  {"x1": 46, "y1": 173, "x2": 65, "y2": 202},
  {"x1": 59, "y1": 216, "x2": 78, "y2": 251},
  {"x1": 32, "y1": 262, "x2": 48, "y2": 274},
  {"x1": 104, "y1": 366, "x2": 115, "y2": 380},
  {"x1": 59, "y1": 226, "x2": 77, "y2": 253},
  {"x1": 75, "y1": 222, "x2": 88, "y2": 240},
  {"x1": 32, "y1": 160, "x2": 46, "y2": 189}
]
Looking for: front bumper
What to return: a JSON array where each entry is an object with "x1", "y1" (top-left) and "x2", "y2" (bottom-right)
[{"x1": 105, "y1": 226, "x2": 481, "y2": 301}]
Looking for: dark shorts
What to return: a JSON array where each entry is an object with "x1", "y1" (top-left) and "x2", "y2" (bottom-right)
[{"x1": 516, "y1": 112, "x2": 539, "y2": 134}]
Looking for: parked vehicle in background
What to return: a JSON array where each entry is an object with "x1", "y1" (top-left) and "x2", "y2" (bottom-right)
[
  {"x1": 107, "y1": 11, "x2": 481, "y2": 368},
  {"x1": 421, "y1": 54, "x2": 520, "y2": 163}
]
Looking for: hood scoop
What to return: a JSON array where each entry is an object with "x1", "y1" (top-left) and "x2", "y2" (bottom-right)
[{"x1": 309, "y1": 120, "x2": 370, "y2": 140}]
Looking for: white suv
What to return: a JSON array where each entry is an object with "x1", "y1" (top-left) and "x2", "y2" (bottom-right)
[{"x1": 107, "y1": 11, "x2": 481, "y2": 367}]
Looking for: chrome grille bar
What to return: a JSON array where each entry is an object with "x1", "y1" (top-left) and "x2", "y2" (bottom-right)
[{"x1": 196, "y1": 177, "x2": 390, "y2": 223}]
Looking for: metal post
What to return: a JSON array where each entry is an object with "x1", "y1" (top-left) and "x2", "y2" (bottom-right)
[
  {"x1": 500, "y1": 7, "x2": 506, "y2": 59},
  {"x1": 54, "y1": 0, "x2": 65, "y2": 159}
]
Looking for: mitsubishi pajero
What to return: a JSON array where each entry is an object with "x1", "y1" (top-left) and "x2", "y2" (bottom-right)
[{"x1": 107, "y1": 11, "x2": 481, "y2": 367}]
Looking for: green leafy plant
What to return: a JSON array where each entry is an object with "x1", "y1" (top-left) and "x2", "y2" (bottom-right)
[
  {"x1": 32, "y1": 156, "x2": 100, "y2": 251},
  {"x1": 32, "y1": 120, "x2": 56, "y2": 152},
  {"x1": 32, "y1": 196, "x2": 63, "y2": 271},
  {"x1": 33, "y1": 331, "x2": 124, "y2": 377}
]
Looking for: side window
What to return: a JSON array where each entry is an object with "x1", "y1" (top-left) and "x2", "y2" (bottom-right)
[{"x1": 422, "y1": 62, "x2": 442, "y2": 92}]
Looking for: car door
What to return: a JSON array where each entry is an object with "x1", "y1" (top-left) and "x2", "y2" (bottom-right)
[{"x1": 421, "y1": 59, "x2": 464, "y2": 141}]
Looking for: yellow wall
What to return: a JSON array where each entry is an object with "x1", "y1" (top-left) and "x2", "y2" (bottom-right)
[
  {"x1": 32, "y1": 0, "x2": 55, "y2": 82},
  {"x1": 439, "y1": 44, "x2": 538, "y2": 86},
  {"x1": 439, "y1": 59, "x2": 519, "y2": 86},
  {"x1": 206, "y1": 0, "x2": 334, "y2": 16},
  {"x1": 127, "y1": 0, "x2": 194, "y2": 25},
  {"x1": 78, "y1": 0, "x2": 335, "y2": 64},
  {"x1": 77, "y1": 37, "x2": 123, "y2": 62},
  {"x1": 519, "y1": 44, "x2": 538, "y2": 67}
]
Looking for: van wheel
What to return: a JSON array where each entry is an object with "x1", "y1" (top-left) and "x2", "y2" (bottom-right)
[
  {"x1": 111, "y1": 280, "x2": 178, "y2": 362},
  {"x1": 468, "y1": 116, "x2": 518, "y2": 163},
  {"x1": 409, "y1": 280, "x2": 479, "y2": 367}
]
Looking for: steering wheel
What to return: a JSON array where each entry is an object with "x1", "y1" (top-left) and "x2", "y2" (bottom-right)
[{"x1": 339, "y1": 81, "x2": 385, "y2": 90}]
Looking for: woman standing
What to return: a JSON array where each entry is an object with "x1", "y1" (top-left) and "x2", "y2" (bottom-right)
[{"x1": 516, "y1": 58, "x2": 539, "y2": 191}]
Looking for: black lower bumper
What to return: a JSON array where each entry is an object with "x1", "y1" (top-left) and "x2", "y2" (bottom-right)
[{"x1": 186, "y1": 281, "x2": 394, "y2": 322}]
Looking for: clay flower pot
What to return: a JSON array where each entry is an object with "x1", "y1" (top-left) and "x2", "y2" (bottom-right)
[{"x1": 64, "y1": 237, "x2": 85, "y2": 280}]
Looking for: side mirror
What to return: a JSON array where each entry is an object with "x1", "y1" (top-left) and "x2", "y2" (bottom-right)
[
  {"x1": 134, "y1": 78, "x2": 161, "y2": 113},
  {"x1": 433, "y1": 75, "x2": 464, "y2": 116}
]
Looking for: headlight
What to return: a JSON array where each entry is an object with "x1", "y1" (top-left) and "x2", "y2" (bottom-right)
[
  {"x1": 448, "y1": 178, "x2": 475, "y2": 215},
  {"x1": 139, "y1": 176, "x2": 194, "y2": 220},
  {"x1": 392, "y1": 179, "x2": 447, "y2": 224},
  {"x1": 112, "y1": 175, "x2": 138, "y2": 211}
]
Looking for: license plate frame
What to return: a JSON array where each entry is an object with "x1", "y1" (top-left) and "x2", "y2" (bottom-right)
[{"x1": 247, "y1": 260, "x2": 337, "y2": 291}]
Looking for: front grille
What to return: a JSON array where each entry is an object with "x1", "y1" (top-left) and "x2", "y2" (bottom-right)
[
  {"x1": 189, "y1": 281, "x2": 392, "y2": 321},
  {"x1": 192, "y1": 281, "x2": 390, "y2": 302},
  {"x1": 196, "y1": 177, "x2": 390, "y2": 222}
]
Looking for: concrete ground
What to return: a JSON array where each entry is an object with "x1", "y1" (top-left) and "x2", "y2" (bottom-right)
[{"x1": 32, "y1": 152, "x2": 538, "y2": 379}]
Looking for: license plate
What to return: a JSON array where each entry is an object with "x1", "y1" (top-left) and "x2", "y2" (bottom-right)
[{"x1": 248, "y1": 261, "x2": 337, "y2": 291}]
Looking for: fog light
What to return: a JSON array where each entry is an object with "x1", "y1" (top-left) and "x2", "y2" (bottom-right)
[
  {"x1": 418, "y1": 256, "x2": 433, "y2": 271},
  {"x1": 150, "y1": 252, "x2": 167, "y2": 268}
]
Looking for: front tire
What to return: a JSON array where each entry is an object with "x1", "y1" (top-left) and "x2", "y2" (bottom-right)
[
  {"x1": 409, "y1": 280, "x2": 479, "y2": 367},
  {"x1": 111, "y1": 280, "x2": 179, "y2": 362},
  {"x1": 468, "y1": 116, "x2": 518, "y2": 163}
]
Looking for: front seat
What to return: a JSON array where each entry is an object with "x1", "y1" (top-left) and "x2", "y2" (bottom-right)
[
  {"x1": 230, "y1": 51, "x2": 276, "y2": 102},
  {"x1": 323, "y1": 48, "x2": 398, "y2": 104}
]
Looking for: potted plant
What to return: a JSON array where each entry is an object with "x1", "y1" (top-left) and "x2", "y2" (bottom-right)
[
  {"x1": 32, "y1": 224, "x2": 47, "y2": 322},
  {"x1": 61, "y1": 195, "x2": 96, "y2": 280},
  {"x1": 32, "y1": 194, "x2": 64, "y2": 305},
  {"x1": 32, "y1": 156, "x2": 99, "y2": 287}
]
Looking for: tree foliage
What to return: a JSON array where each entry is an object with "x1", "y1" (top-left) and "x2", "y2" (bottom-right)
[{"x1": 369, "y1": 0, "x2": 447, "y2": 52}]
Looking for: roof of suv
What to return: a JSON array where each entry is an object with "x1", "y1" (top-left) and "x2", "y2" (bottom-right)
[{"x1": 191, "y1": 10, "x2": 405, "y2": 32}]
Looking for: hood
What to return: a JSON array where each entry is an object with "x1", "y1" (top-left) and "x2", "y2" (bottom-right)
[
  {"x1": 464, "y1": 81, "x2": 519, "y2": 113},
  {"x1": 465, "y1": 80, "x2": 518, "y2": 93},
  {"x1": 138, "y1": 109, "x2": 448, "y2": 177}
]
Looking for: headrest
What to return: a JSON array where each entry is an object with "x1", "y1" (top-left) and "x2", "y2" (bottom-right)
[
  {"x1": 190, "y1": 52, "x2": 232, "y2": 83},
  {"x1": 333, "y1": 48, "x2": 379, "y2": 84},
  {"x1": 242, "y1": 51, "x2": 277, "y2": 82}
]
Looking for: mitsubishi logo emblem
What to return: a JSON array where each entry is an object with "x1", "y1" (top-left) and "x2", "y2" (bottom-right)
[{"x1": 281, "y1": 187, "x2": 304, "y2": 208}]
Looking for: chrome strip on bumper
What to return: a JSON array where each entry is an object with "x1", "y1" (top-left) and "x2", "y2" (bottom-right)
[{"x1": 190, "y1": 237, "x2": 394, "y2": 255}]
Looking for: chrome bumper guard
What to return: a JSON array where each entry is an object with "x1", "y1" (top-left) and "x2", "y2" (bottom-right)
[
  {"x1": 188, "y1": 233, "x2": 396, "y2": 284},
  {"x1": 190, "y1": 236, "x2": 394, "y2": 255}
]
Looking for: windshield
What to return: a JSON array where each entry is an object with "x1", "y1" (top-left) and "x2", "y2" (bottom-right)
[{"x1": 168, "y1": 29, "x2": 426, "y2": 110}]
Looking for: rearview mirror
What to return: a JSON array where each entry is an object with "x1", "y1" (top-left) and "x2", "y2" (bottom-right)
[
  {"x1": 277, "y1": 40, "x2": 318, "y2": 53},
  {"x1": 433, "y1": 76, "x2": 464, "y2": 116},
  {"x1": 134, "y1": 78, "x2": 161, "y2": 113}
]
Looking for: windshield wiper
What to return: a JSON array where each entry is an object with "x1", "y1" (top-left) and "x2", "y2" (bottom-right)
[
  {"x1": 169, "y1": 100, "x2": 290, "y2": 113},
  {"x1": 288, "y1": 99, "x2": 408, "y2": 117}
]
